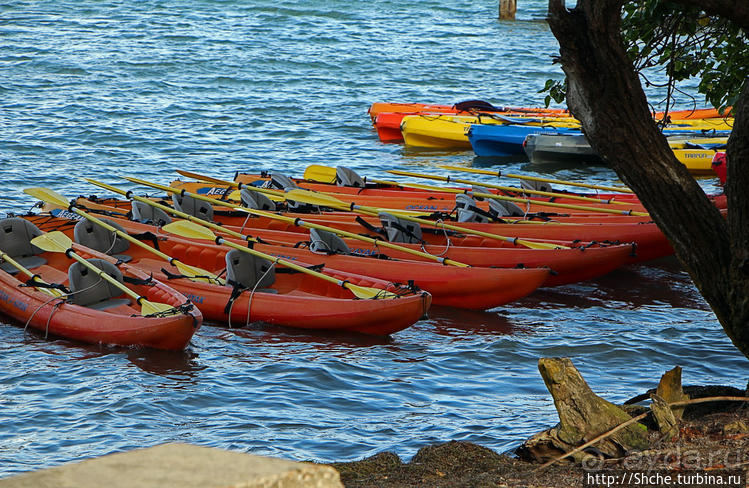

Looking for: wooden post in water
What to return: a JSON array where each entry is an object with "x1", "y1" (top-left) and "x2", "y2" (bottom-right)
[{"x1": 499, "y1": 0, "x2": 517, "y2": 20}]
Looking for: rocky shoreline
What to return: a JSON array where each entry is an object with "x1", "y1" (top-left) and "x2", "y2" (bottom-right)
[{"x1": 331, "y1": 367, "x2": 749, "y2": 488}]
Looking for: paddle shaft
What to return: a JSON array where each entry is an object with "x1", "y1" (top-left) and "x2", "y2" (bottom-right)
[
  {"x1": 125, "y1": 176, "x2": 564, "y2": 250},
  {"x1": 0, "y1": 249, "x2": 63, "y2": 297},
  {"x1": 438, "y1": 165, "x2": 635, "y2": 194},
  {"x1": 387, "y1": 170, "x2": 648, "y2": 216},
  {"x1": 120, "y1": 176, "x2": 468, "y2": 265},
  {"x1": 116, "y1": 178, "x2": 400, "y2": 298},
  {"x1": 235, "y1": 207, "x2": 470, "y2": 267}
]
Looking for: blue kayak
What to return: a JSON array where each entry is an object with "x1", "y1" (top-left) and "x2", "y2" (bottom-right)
[{"x1": 467, "y1": 124, "x2": 581, "y2": 157}]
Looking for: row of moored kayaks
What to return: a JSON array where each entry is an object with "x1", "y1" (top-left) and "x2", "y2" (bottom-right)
[
  {"x1": 369, "y1": 101, "x2": 732, "y2": 174},
  {"x1": 0, "y1": 161, "x2": 728, "y2": 350}
]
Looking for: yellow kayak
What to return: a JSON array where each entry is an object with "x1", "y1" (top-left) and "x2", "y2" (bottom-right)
[
  {"x1": 400, "y1": 114, "x2": 580, "y2": 149},
  {"x1": 401, "y1": 113, "x2": 732, "y2": 150},
  {"x1": 673, "y1": 148, "x2": 724, "y2": 174}
]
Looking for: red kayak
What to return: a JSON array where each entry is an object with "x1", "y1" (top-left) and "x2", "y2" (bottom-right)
[
  {"x1": 39, "y1": 199, "x2": 638, "y2": 286},
  {"x1": 24, "y1": 214, "x2": 435, "y2": 334},
  {"x1": 28, "y1": 213, "x2": 552, "y2": 311},
  {"x1": 50, "y1": 196, "x2": 668, "y2": 264},
  {"x1": 0, "y1": 218, "x2": 201, "y2": 350}
]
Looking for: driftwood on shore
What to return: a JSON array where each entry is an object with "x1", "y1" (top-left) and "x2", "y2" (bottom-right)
[{"x1": 517, "y1": 358, "x2": 650, "y2": 463}]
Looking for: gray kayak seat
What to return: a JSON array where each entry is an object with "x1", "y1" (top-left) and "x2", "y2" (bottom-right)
[
  {"x1": 455, "y1": 194, "x2": 492, "y2": 224},
  {"x1": 73, "y1": 218, "x2": 131, "y2": 263},
  {"x1": 378, "y1": 212, "x2": 422, "y2": 244},
  {"x1": 224, "y1": 249, "x2": 277, "y2": 292},
  {"x1": 0, "y1": 218, "x2": 47, "y2": 274},
  {"x1": 240, "y1": 188, "x2": 276, "y2": 211},
  {"x1": 172, "y1": 194, "x2": 214, "y2": 221},
  {"x1": 471, "y1": 186, "x2": 525, "y2": 217},
  {"x1": 519, "y1": 178, "x2": 553, "y2": 193},
  {"x1": 309, "y1": 228, "x2": 351, "y2": 254},
  {"x1": 336, "y1": 166, "x2": 365, "y2": 187},
  {"x1": 131, "y1": 200, "x2": 172, "y2": 226},
  {"x1": 490, "y1": 198, "x2": 526, "y2": 217},
  {"x1": 67, "y1": 258, "x2": 131, "y2": 310},
  {"x1": 267, "y1": 173, "x2": 298, "y2": 190}
]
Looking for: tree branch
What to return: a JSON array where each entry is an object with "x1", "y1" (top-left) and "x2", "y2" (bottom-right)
[{"x1": 668, "y1": 0, "x2": 749, "y2": 30}]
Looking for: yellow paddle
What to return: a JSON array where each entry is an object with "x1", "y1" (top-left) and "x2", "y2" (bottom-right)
[
  {"x1": 0, "y1": 249, "x2": 64, "y2": 297},
  {"x1": 29, "y1": 231, "x2": 176, "y2": 316},
  {"x1": 124, "y1": 175, "x2": 566, "y2": 250},
  {"x1": 24, "y1": 187, "x2": 224, "y2": 286},
  {"x1": 151, "y1": 175, "x2": 470, "y2": 266},
  {"x1": 437, "y1": 165, "x2": 635, "y2": 194},
  {"x1": 282, "y1": 189, "x2": 568, "y2": 250},
  {"x1": 160, "y1": 220, "x2": 400, "y2": 300},
  {"x1": 110, "y1": 176, "x2": 470, "y2": 266},
  {"x1": 386, "y1": 170, "x2": 648, "y2": 217}
]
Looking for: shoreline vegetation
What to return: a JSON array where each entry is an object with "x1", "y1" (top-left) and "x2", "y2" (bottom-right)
[{"x1": 331, "y1": 359, "x2": 748, "y2": 487}]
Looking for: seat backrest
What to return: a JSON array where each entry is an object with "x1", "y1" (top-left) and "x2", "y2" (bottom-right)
[
  {"x1": 336, "y1": 166, "x2": 365, "y2": 187},
  {"x1": 131, "y1": 200, "x2": 172, "y2": 225},
  {"x1": 267, "y1": 173, "x2": 298, "y2": 191},
  {"x1": 172, "y1": 194, "x2": 214, "y2": 221},
  {"x1": 309, "y1": 228, "x2": 351, "y2": 254},
  {"x1": 519, "y1": 178, "x2": 553, "y2": 193},
  {"x1": 378, "y1": 212, "x2": 422, "y2": 244},
  {"x1": 472, "y1": 186, "x2": 525, "y2": 217},
  {"x1": 68, "y1": 258, "x2": 124, "y2": 306},
  {"x1": 0, "y1": 218, "x2": 44, "y2": 258},
  {"x1": 455, "y1": 194, "x2": 491, "y2": 223},
  {"x1": 225, "y1": 249, "x2": 275, "y2": 290},
  {"x1": 240, "y1": 189, "x2": 276, "y2": 211},
  {"x1": 73, "y1": 218, "x2": 130, "y2": 255}
]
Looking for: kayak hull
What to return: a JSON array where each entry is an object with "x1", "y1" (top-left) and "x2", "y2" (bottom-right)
[
  {"x1": 28, "y1": 214, "x2": 551, "y2": 311},
  {"x1": 0, "y1": 245, "x2": 201, "y2": 350},
  {"x1": 24, "y1": 216, "x2": 434, "y2": 333}
]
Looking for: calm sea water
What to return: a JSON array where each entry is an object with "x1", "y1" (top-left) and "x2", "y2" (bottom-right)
[{"x1": 0, "y1": 0, "x2": 745, "y2": 478}]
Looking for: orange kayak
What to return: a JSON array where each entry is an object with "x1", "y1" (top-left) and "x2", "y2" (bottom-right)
[
  {"x1": 373, "y1": 110, "x2": 576, "y2": 143},
  {"x1": 229, "y1": 172, "x2": 727, "y2": 211},
  {"x1": 50, "y1": 196, "x2": 670, "y2": 263},
  {"x1": 367, "y1": 101, "x2": 570, "y2": 121},
  {"x1": 0, "y1": 219, "x2": 201, "y2": 350},
  {"x1": 25, "y1": 215, "x2": 435, "y2": 333},
  {"x1": 368, "y1": 102, "x2": 724, "y2": 122},
  {"x1": 30, "y1": 212, "x2": 553, "y2": 310},
  {"x1": 40, "y1": 199, "x2": 637, "y2": 286},
  {"x1": 174, "y1": 180, "x2": 651, "y2": 220}
]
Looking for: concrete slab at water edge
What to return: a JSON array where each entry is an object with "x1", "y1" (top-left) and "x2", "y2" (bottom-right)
[{"x1": 0, "y1": 443, "x2": 343, "y2": 488}]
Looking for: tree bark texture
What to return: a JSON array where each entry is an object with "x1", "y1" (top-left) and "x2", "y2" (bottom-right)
[{"x1": 546, "y1": 0, "x2": 749, "y2": 358}]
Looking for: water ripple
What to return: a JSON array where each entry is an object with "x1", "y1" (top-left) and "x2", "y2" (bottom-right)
[{"x1": 0, "y1": 0, "x2": 744, "y2": 478}]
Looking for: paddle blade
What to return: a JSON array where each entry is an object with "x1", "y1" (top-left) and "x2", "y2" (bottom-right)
[
  {"x1": 303, "y1": 164, "x2": 338, "y2": 183},
  {"x1": 140, "y1": 299, "x2": 178, "y2": 316},
  {"x1": 23, "y1": 187, "x2": 72, "y2": 208},
  {"x1": 345, "y1": 283, "x2": 400, "y2": 300},
  {"x1": 162, "y1": 221, "x2": 217, "y2": 241},
  {"x1": 285, "y1": 189, "x2": 347, "y2": 208},
  {"x1": 174, "y1": 261, "x2": 226, "y2": 285},
  {"x1": 30, "y1": 231, "x2": 73, "y2": 253}
]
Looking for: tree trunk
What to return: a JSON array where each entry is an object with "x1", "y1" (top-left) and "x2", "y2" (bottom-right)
[{"x1": 546, "y1": 0, "x2": 749, "y2": 359}]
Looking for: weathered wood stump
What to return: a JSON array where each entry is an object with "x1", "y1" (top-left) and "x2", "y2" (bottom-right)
[{"x1": 517, "y1": 358, "x2": 649, "y2": 463}]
